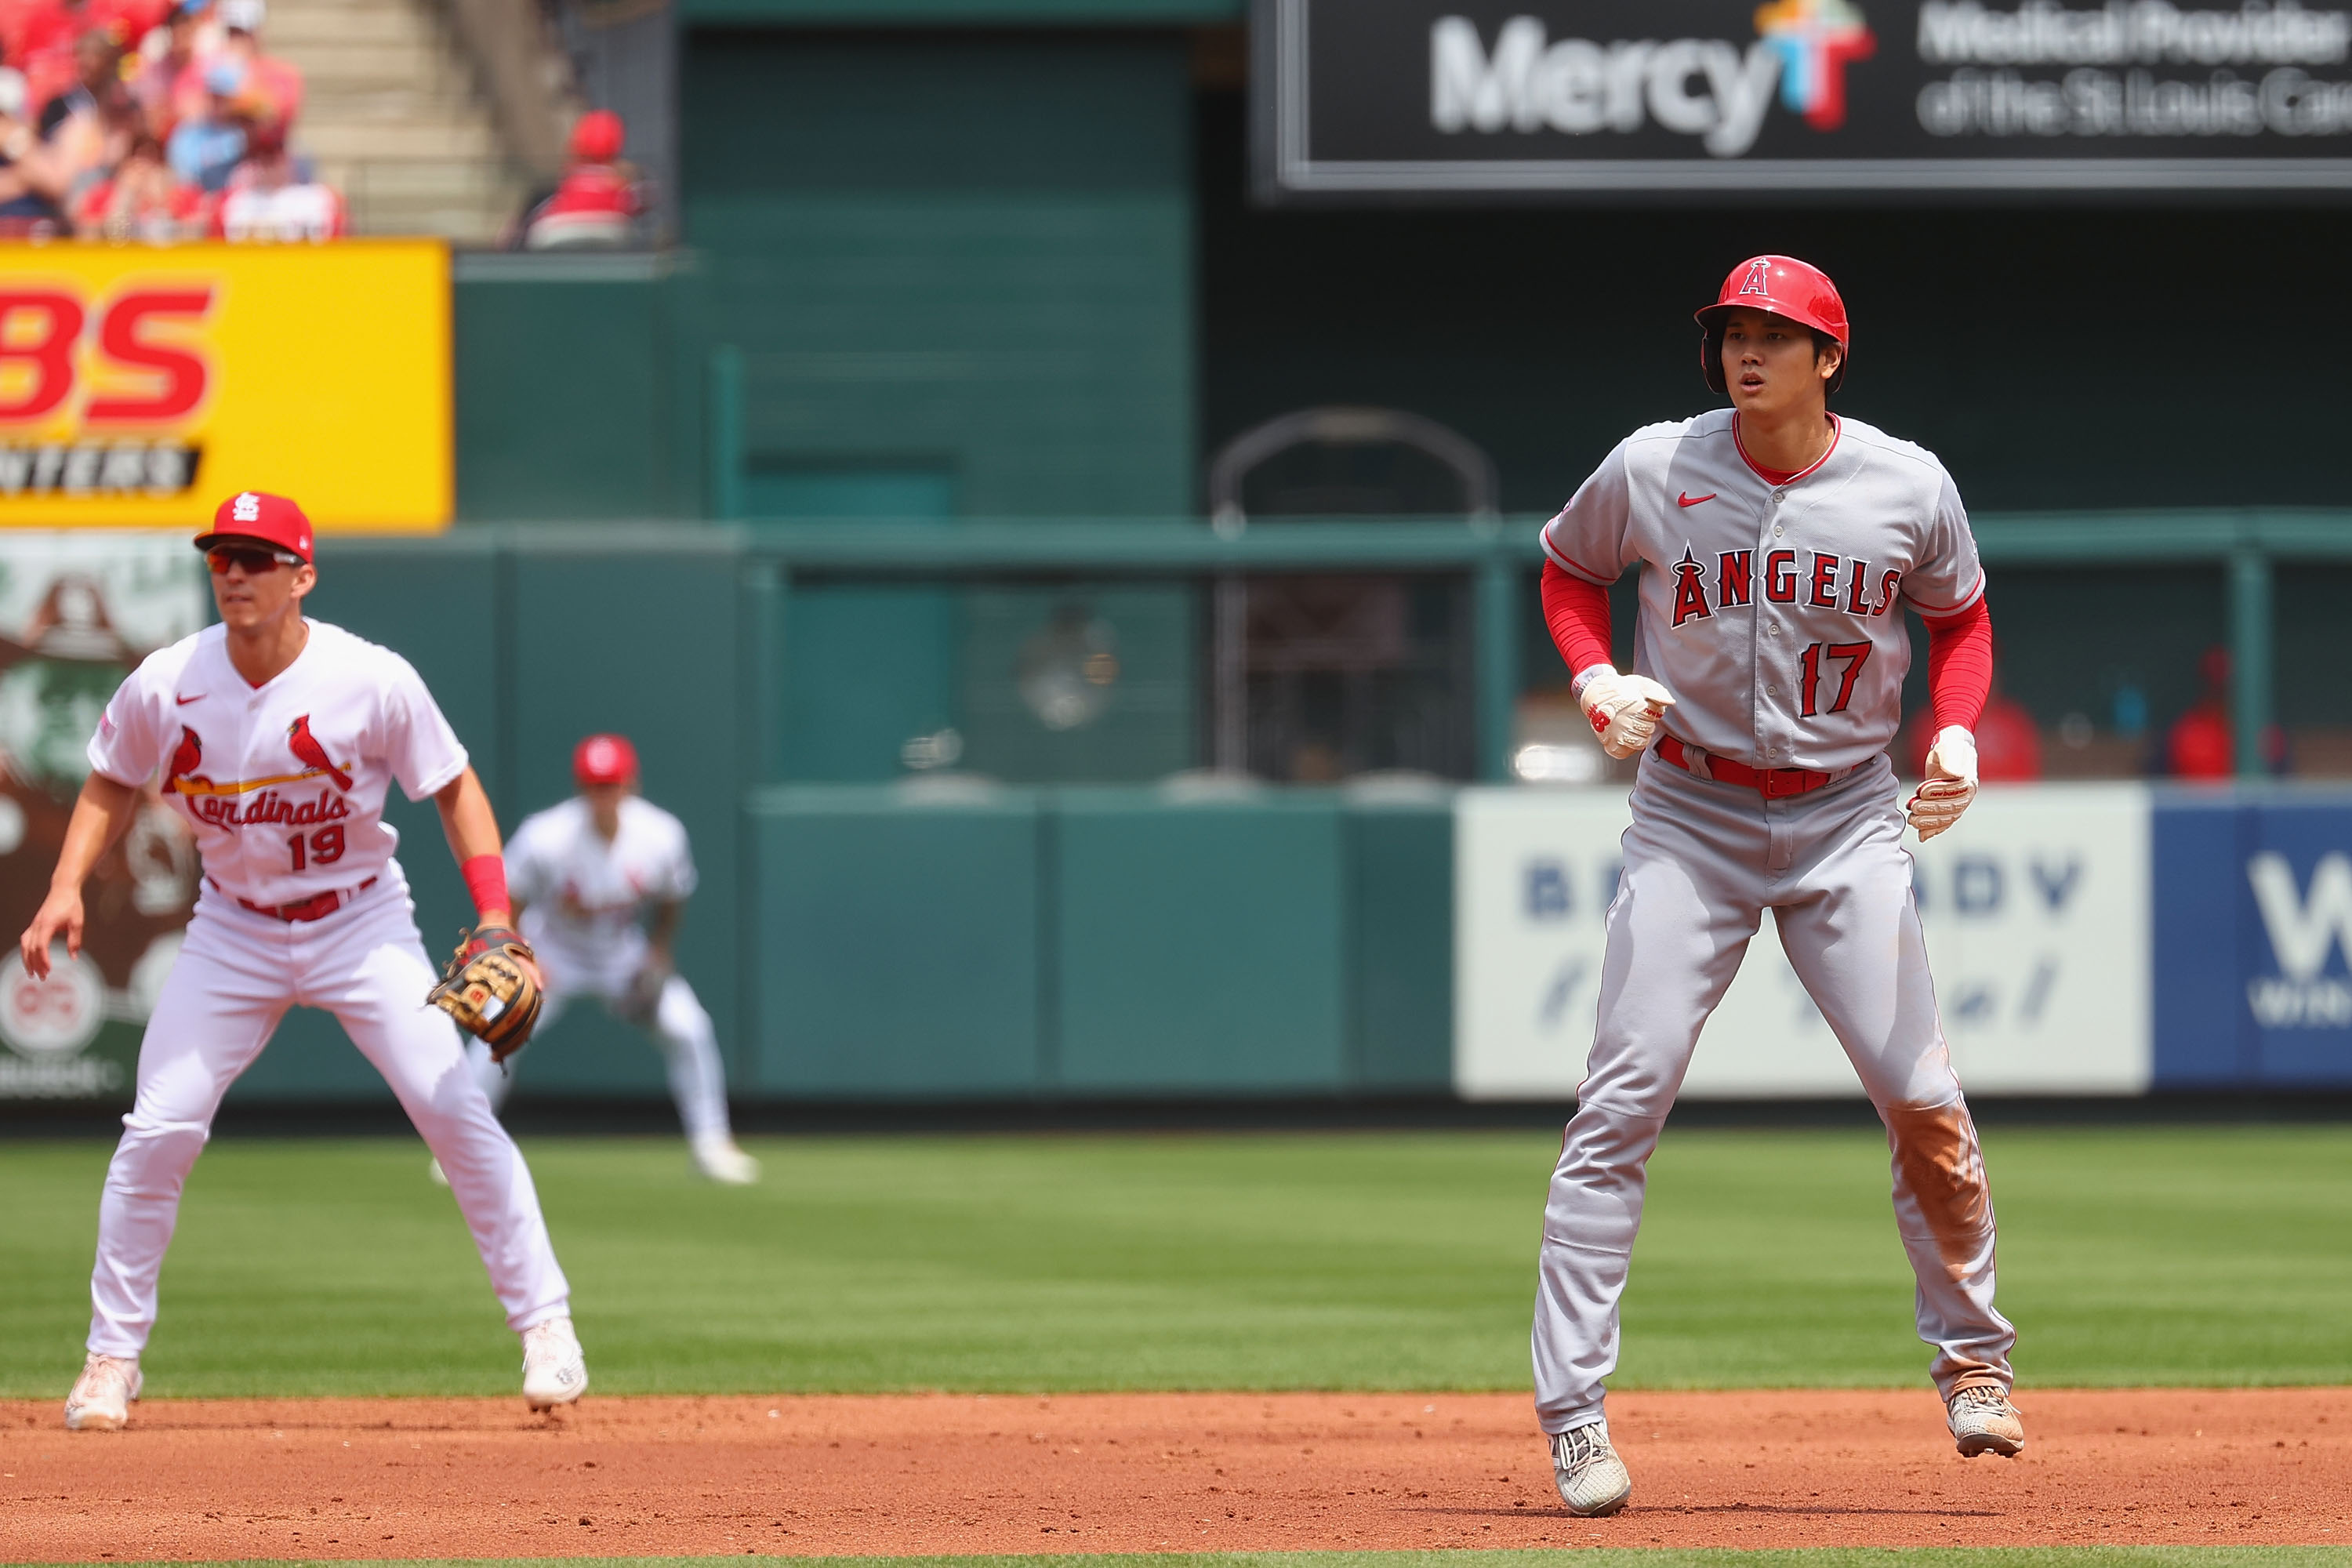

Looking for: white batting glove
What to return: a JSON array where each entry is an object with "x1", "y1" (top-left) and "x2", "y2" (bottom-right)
[
  {"x1": 1907, "y1": 725, "x2": 1980, "y2": 841},
  {"x1": 1576, "y1": 665, "x2": 1677, "y2": 760}
]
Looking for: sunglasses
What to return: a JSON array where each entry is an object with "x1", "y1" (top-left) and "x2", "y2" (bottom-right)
[{"x1": 205, "y1": 545, "x2": 302, "y2": 575}]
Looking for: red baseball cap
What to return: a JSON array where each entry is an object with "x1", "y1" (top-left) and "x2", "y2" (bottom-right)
[
  {"x1": 194, "y1": 490, "x2": 313, "y2": 561},
  {"x1": 572, "y1": 733, "x2": 638, "y2": 787},
  {"x1": 571, "y1": 109, "x2": 623, "y2": 163}
]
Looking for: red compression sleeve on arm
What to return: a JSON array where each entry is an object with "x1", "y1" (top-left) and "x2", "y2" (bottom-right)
[
  {"x1": 1541, "y1": 560, "x2": 1614, "y2": 680},
  {"x1": 460, "y1": 855, "x2": 510, "y2": 920},
  {"x1": 1923, "y1": 597, "x2": 1994, "y2": 734}
]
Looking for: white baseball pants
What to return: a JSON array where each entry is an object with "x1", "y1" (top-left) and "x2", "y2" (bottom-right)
[
  {"x1": 463, "y1": 958, "x2": 735, "y2": 1144},
  {"x1": 1531, "y1": 752, "x2": 2015, "y2": 1436},
  {"x1": 87, "y1": 882, "x2": 573, "y2": 1358}
]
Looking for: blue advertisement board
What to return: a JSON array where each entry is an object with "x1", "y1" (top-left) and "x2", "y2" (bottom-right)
[{"x1": 2154, "y1": 793, "x2": 2352, "y2": 1089}]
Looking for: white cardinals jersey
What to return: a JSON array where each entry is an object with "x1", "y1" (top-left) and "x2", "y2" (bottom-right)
[
  {"x1": 1541, "y1": 411, "x2": 1984, "y2": 775},
  {"x1": 506, "y1": 796, "x2": 695, "y2": 969},
  {"x1": 87, "y1": 620, "x2": 468, "y2": 908}
]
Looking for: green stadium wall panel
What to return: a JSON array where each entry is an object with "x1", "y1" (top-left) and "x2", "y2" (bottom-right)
[
  {"x1": 453, "y1": 257, "x2": 702, "y2": 523},
  {"x1": 1346, "y1": 790, "x2": 1455, "y2": 1091},
  {"x1": 681, "y1": 31, "x2": 1194, "y2": 517},
  {"x1": 1051, "y1": 786, "x2": 1347, "y2": 1092},
  {"x1": 747, "y1": 785, "x2": 1043, "y2": 1094},
  {"x1": 779, "y1": 582, "x2": 964, "y2": 782}
]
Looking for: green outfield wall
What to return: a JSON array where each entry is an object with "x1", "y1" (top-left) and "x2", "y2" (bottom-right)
[{"x1": 180, "y1": 514, "x2": 2347, "y2": 1109}]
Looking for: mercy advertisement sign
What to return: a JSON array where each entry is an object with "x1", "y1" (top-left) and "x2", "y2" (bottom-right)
[
  {"x1": 1253, "y1": 0, "x2": 2352, "y2": 197},
  {"x1": 0, "y1": 241, "x2": 450, "y2": 528}
]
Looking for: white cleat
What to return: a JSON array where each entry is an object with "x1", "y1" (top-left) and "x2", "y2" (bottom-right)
[
  {"x1": 427, "y1": 1157, "x2": 449, "y2": 1187},
  {"x1": 521, "y1": 1316, "x2": 588, "y2": 1410},
  {"x1": 64, "y1": 1352, "x2": 142, "y2": 1432},
  {"x1": 691, "y1": 1133, "x2": 760, "y2": 1185},
  {"x1": 1549, "y1": 1422, "x2": 1632, "y2": 1516},
  {"x1": 1947, "y1": 1384, "x2": 2026, "y2": 1457}
]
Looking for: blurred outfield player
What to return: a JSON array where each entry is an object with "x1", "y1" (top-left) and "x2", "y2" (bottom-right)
[
  {"x1": 448, "y1": 733, "x2": 757, "y2": 1185},
  {"x1": 1530, "y1": 257, "x2": 2020, "y2": 1517},
  {"x1": 22, "y1": 492, "x2": 588, "y2": 1432}
]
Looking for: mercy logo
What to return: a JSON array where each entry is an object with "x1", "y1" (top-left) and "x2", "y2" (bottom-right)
[
  {"x1": 2245, "y1": 851, "x2": 2352, "y2": 1027},
  {"x1": 1430, "y1": 4, "x2": 1878, "y2": 154},
  {"x1": 1756, "y1": 0, "x2": 1880, "y2": 128}
]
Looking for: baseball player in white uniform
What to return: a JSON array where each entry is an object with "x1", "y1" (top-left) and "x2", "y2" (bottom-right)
[
  {"x1": 23, "y1": 492, "x2": 589, "y2": 1432},
  {"x1": 1530, "y1": 257, "x2": 2020, "y2": 1516},
  {"x1": 451, "y1": 733, "x2": 757, "y2": 1185}
]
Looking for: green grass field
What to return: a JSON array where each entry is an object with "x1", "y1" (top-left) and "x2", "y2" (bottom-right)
[{"x1": 2, "y1": 1124, "x2": 2347, "y2": 1399}]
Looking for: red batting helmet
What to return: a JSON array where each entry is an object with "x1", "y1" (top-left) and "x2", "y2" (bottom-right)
[
  {"x1": 1696, "y1": 255, "x2": 1849, "y2": 396},
  {"x1": 572, "y1": 733, "x2": 638, "y2": 788}
]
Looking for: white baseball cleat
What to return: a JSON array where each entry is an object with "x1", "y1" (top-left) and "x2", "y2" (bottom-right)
[
  {"x1": 64, "y1": 1352, "x2": 142, "y2": 1432},
  {"x1": 1947, "y1": 1385, "x2": 2025, "y2": 1457},
  {"x1": 520, "y1": 1316, "x2": 588, "y2": 1410},
  {"x1": 691, "y1": 1133, "x2": 760, "y2": 1185},
  {"x1": 1549, "y1": 1422, "x2": 1632, "y2": 1516}
]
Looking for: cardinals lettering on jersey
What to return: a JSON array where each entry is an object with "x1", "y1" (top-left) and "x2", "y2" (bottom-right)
[{"x1": 164, "y1": 713, "x2": 358, "y2": 829}]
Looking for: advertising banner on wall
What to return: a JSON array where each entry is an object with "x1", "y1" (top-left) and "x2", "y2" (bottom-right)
[
  {"x1": 0, "y1": 534, "x2": 205, "y2": 1099},
  {"x1": 2153, "y1": 793, "x2": 2352, "y2": 1087},
  {"x1": 1253, "y1": 0, "x2": 2352, "y2": 198},
  {"x1": 1454, "y1": 779, "x2": 2154, "y2": 1099},
  {"x1": 0, "y1": 241, "x2": 450, "y2": 529}
]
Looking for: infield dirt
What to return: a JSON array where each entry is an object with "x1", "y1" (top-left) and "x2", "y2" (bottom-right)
[{"x1": 2, "y1": 1389, "x2": 2345, "y2": 1560}]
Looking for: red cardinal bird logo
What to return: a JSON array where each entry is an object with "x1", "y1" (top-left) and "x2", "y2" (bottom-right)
[
  {"x1": 163, "y1": 725, "x2": 202, "y2": 796},
  {"x1": 286, "y1": 715, "x2": 354, "y2": 792}
]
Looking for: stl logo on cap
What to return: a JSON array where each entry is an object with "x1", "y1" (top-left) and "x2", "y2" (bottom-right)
[{"x1": 232, "y1": 492, "x2": 262, "y2": 522}]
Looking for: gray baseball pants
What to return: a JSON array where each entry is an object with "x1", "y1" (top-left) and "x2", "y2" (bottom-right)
[{"x1": 1531, "y1": 750, "x2": 2015, "y2": 1436}]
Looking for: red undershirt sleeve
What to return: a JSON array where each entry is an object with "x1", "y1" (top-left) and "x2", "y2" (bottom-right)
[
  {"x1": 1922, "y1": 596, "x2": 1994, "y2": 734},
  {"x1": 1541, "y1": 560, "x2": 1614, "y2": 681}
]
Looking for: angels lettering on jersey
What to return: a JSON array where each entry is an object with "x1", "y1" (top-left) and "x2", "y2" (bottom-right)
[{"x1": 1667, "y1": 544, "x2": 1904, "y2": 629}]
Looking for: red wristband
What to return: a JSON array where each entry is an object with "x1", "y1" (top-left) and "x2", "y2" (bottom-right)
[{"x1": 460, "y1": 854, "x2": 509, "y2": 919}]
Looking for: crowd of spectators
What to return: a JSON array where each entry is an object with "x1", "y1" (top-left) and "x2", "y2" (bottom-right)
[{"x1": 0, "y1": 0, "x2": 341, "y2": 241}]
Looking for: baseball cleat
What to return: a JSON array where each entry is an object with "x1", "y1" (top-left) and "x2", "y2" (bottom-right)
[
  {"x1": 64, "y1": 1352, "x2": 142, "y2": 1432},
  {"x1": 520, "y1": 1316, "x2": 588, "y2": 1410},
  {"x1": 1947, "y1": 1385, "x2": 2025, "y2": 1457},
  {"x1": 691, "y1": 1133, "x2": 760, "y2": 1185},
  {"x1": 1549, "y1": 1422, "x2": 1632, "y2": 1516}
]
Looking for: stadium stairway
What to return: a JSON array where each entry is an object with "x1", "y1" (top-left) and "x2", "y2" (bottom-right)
[{"x1": 267, "y1": 0, "x2": 571, "y2": 244}]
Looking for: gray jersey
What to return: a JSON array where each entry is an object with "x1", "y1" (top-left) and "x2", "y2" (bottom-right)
[{"x1": 1541, "y1": 410, "x2": 1984, "y2": 773}]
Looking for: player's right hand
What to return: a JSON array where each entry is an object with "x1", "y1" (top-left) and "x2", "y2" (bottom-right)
[
  {"x1": 1577, "y1": 666, "x2": 1678, "y2": 760},
  {"x1": 19, "y1": 887, "x2": 85, "y2": 979}
]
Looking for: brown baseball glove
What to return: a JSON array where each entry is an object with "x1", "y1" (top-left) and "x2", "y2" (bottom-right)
[{"x1": 426, "y1": 924, "x2": 543, "y2": 1062}]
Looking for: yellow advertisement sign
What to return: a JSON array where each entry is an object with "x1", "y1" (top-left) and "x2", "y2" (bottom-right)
[{"x1": 0, "y1": 241, "x2": 450, "y2": 531}]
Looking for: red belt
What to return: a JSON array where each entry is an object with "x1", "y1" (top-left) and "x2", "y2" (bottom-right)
[
  {"x1": 1657, "y1": 735, "x2": 1845, "y2": 799},
  {"x1": 229, "y1": 877, "x2": 378, "y2": 923}
]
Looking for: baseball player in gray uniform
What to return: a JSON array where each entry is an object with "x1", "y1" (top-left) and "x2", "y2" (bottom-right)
[{"x1": 1530, "y1": 256, "x2": 2020, "y2": 1516}]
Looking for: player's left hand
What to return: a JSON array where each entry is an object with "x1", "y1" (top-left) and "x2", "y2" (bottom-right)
[{"x1": 1907, "y1": 726, "x2": 1979, "y2": 841}]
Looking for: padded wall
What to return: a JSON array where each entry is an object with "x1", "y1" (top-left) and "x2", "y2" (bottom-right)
[{"x1": 681, "y1": 31, "x2": 1196, "y2": 517}]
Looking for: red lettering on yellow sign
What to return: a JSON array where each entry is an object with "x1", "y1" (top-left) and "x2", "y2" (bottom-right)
[
  {"x1": 0, "y1": 284, "x2": 216, "y2": 426},
  {"x1": 0, "y1": 292, "x2": 85, "y2": 421},
  {"x1": 89, "y1": 289, "x2": 213, "y2": 423}
]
